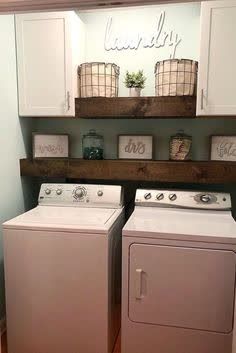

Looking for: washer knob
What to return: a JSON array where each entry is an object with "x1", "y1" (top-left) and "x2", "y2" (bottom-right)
[
  {"x1": 156, "y1": 193, "x2": 164, "y2": 201},
  {"x1": 73, "y1": 187, "x2": 85, "y2": 199},
  {"x1": 75, "y1": 189, "x2": 83, "y2": 197},
  {"x1": 169, "y1": 193, "x2": 177, "y2": 201},
  {"x1": 97, "y1": 190, "x2": 103, "y2": 197},
  {"x1": 200, "y1": 194, "x2": 211, "y2": 203},
  {"x1": 45, "y1": 188, "x2": 51, "y2": 195},
  {"x1": 56, "y1": 189, "x2": 62, "y2": 195},
  {"x1": 144, "y1": 193, "x2": 152, "y2": 200}
]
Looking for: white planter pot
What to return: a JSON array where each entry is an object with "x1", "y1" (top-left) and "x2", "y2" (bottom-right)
[{"x1": 129, "y1": 87, "x2": 142, "y2": 97}]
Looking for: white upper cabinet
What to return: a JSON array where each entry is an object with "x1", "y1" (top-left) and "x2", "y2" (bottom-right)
[
  {"x1": 197, "y1": 1, "x2": 236, "y2": 116},
  {"x1": 16, "y1": 12, "x2": 84, "y2": 117}
]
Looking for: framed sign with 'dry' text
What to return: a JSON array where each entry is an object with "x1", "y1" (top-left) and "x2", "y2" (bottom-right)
[
  {"x1": 118, "y1": 135, "x2": 153, "y2": 160},
  {"x1": 210, "y1": 135, "x2": 236, "y2": 162}
]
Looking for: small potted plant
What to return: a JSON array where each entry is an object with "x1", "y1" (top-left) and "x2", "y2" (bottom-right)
[{"x1": 124, "y1": 70, "x2": 146, "y2": 97}]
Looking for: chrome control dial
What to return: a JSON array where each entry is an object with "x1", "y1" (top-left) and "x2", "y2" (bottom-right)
[
  {"x1": 97, "y1": 190, "x2": 103, "y2": 197},
  {"x1": 169, "y1": 193, "x2": 177, "y2": 201},
  {"x1": 200, "y1": 194, "x2": 211, "y2": 203},
  {"x1": 73, "y1": 187, "x2": 86, "y2": 200},
  {"x1": 144, "y1": 193, "x2": 152, "y2": 200},
  {"x1": 45, "y1": 188, "x2": 51, "y2": 195},
  {"x1": 56, "y1": 189, "x2": 62, "y2": 195},
  {"x1": 156, "y1": 193, "x2": 164, "y2": 201}
]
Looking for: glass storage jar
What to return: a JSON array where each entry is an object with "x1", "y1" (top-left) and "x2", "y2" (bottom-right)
[
  {"x1": 169, "y1": 130, "x2": 192, "y2": 161},
  {"x1": 82, "y1": 129, "x2": 104, "y2": 160}
]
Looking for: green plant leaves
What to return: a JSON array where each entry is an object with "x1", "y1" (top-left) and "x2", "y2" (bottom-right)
[{"x1": 124, "y1": 70, "x2": 146, "y2": 89}]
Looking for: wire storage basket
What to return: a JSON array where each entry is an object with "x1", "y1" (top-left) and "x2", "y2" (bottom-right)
[
  {"x1": 78, "y1": 62, "x2": 120, "y2": 98},
  {"x1": 155, "y1": 59, "x2": 198, "y2": 97}
]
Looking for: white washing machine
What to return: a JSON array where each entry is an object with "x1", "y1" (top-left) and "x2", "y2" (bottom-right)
[
  {"x1": 122, "y1": 189, "x2": 236, "y2": 353},
  {"x1": 3, "y1": 183, "x2": 124, "y2": 353}
]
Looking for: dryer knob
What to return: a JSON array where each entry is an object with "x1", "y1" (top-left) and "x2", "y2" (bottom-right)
[
  {"x1": 156, "y1": 193, "x2": 164, "y2": 201},
  {"x1": 200, "y1": 194, "x2": 212, "y2": 203},
  {"x1": 144, "y1": 193, "x2": 152, "y2": 200},
  {"x1": 169, "y1": 194, "x2": 177, "y2": 201},
  {"x1": 45, "y1": 188, "x2": 51, "y2": 195}
]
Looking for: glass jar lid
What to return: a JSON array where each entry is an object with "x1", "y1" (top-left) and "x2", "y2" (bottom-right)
[
  {"x1": 83, "y1": 129, "x2": 103, "y2": 139},
  {"x1": 171, "y1": 129, "x2": 192, "y2": 140}
]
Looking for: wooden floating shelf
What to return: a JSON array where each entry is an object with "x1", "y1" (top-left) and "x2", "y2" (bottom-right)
[
  {"x1": 75, "y1": 96, "x2": 196, "y2": 119},
  {"x1": 20, "y1": 159, "x2": 236, "y2": 184}
]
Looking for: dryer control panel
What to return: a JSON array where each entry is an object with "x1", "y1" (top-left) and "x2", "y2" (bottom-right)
[
  {"x1": 135, "y1": 189, "x2": 232, "y2": 210},
  {"x1": 39, "y1": 184, "x2": 123, "y2": 208}
]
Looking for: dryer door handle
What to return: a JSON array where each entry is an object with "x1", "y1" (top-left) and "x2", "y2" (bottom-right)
[{"x1": 135, "y1": 269, "x2": 143, "y2": 300}]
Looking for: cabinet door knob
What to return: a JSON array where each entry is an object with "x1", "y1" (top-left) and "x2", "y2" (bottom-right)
[{"x1": 66, "y1": 91, "x2": 71, "y2": 111}]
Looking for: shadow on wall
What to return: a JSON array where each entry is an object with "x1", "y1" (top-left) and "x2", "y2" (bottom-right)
[
  {"x1": 19, "y1": 118, "x2": 39, "y2": 210},
  {"x1": 230, "y1": 185, "x2": 236, "y2": 220},
  {"x1": 21, "y1": 178, "x2": 38, "y2": 210},
  {"x1": 19, "y1": 118, "x2": 33, "y2": 159},
  {"x1": 0, "y1": 261, "x2": 5, "y2": 322}
]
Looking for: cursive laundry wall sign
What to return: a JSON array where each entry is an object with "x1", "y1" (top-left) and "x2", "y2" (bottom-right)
[
  {"x1": 104, "y1": 11, "x2": 182, "y2": 58},
  {"x1": 210, "y1": 136, "x2": 236, "y2": 162}
]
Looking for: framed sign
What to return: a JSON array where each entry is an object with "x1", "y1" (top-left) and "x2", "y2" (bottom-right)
[
  {"x1": 210, "y1": 135, "x2": 236, "y2": 162},
  {"x1": 118, "y1": 135, "x2": 153, "y2": 160},
  {"x1": 33, "y1": 134, "x2": 69, "y2": 159}
]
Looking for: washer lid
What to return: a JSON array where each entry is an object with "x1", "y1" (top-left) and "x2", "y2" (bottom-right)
[
  {"x1": 123, "y1": 207, "x2": 236, "y2": 243},
  {"x1": 3, "y1": 206, "x2": 123, "y2": 233}
]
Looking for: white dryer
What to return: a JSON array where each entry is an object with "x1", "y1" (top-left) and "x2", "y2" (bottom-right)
[
  {"x1": 3, "y1": 183, "x2": 124, "y2": 353},
  {"x1": 122, "y1": 189, "x2": 236, "y2": 353}
]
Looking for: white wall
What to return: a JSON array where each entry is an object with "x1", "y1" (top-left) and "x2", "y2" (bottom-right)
[
  {"x1": 0, "y1": 15, "x2": 33, "y2": 319},
  {"x1": 79, "y1": 2, "x2": 200, "y2": 96}
]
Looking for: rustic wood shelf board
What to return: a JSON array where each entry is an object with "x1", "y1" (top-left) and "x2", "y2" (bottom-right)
[
  {"x1": 75, "y1": 96, "x2": 196, "y2": 118},
  {"x1": 20, "y1": 159, "x2": 236, "y2": 184}
]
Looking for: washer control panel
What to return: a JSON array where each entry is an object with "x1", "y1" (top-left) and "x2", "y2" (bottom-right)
[
  {"x1": 135, "y1": 189, "x2": 231, "y2": 210},
  {"x1": 39, "y1": 184, "x2": 123, "y2": 208}
]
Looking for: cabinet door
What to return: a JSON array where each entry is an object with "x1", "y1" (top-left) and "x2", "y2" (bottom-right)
[
  {"x1": 129, "y1": 244, "x2": 236, "y2": 333},
  {"x1": 197, "y1": 1, "x2": 236, "y2": 116},
  {"x1": 16, "y1": 12, "x2": 74, "y2": 117}
]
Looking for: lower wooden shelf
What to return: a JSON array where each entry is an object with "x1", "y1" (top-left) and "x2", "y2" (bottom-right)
[{"x1": 20, "y1": 159, "x2": 236, "y2": 184}]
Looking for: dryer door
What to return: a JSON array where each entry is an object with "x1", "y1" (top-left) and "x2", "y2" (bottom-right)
[{"x1": 129, "y1": 244, "x2": 236, "y2": 333}]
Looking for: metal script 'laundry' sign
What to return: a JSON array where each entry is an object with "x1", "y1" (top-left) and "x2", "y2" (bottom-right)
[{"x1": 104, "y1": 11, "x2": 182, "y2": 58}]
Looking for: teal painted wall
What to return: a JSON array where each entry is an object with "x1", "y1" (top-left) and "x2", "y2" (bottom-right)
[
  {"x1": 0, "y1": 15, "x2": 34, "y2": 319},
  {"x1": 35, "y1": 118, "x2": 236, "y2": 160}
]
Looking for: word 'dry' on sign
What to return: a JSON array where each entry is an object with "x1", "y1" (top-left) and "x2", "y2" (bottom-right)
[{"x1": 118, "y1": 135, "x2": 153, "y2": 160}]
